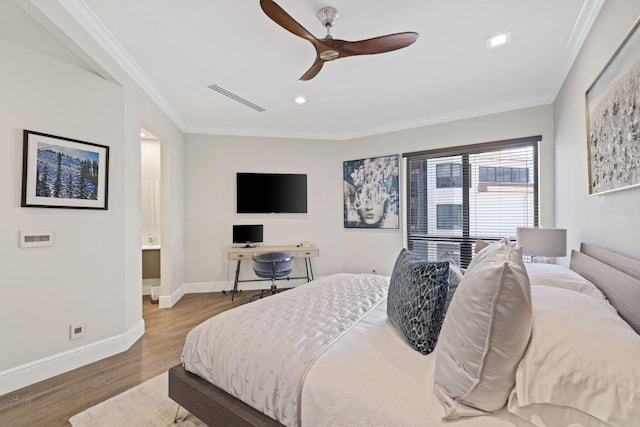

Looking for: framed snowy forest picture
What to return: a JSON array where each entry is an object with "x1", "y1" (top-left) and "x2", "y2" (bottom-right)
[{"x1": 21, "y1": 130, "x2": 109, "y2": 209}]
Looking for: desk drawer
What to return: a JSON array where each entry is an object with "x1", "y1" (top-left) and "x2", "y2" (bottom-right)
[
  {"x1": 295, "y1": 249, "x2": 319, "y2": 258},
  {"x1": 228, "y1": 246, "x2": 319, "y2": 260}
]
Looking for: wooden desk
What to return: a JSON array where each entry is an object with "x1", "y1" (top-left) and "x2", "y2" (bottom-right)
[{"x1": 226, "y1": 244, "x2": 319, "y2": 300}]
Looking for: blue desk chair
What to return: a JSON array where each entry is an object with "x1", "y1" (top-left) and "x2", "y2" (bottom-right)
[{"x1": 250, "y1": 251, "x2": 294, "y2": 301}]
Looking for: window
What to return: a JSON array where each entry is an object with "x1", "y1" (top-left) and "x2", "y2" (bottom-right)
[
  {"x1": 437, "y1": 204, "x2": 462, "y2": 229},
  {"x1": 479, "y1": 166, "x2": 529, "y2": 183},
  {"x1": 404, "y1": 136, "x2": 539, "y2": 267},
  {"x1": 436, "y1": 163, "x2": 473, "y2": 188},
  {"x1": 437, "y1": 243, "x2": 461, "y2": 264},
  {"x1": 436, "y1": 163, "x2": 462, "y2": 188}
]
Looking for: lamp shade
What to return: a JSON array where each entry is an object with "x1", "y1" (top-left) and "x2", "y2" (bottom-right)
[{"x1": 516, "y1": 228, "x2": 567, "y2": 257}]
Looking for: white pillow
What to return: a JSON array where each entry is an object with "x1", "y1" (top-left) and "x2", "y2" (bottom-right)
[
  {"x1": 434, "y1": 238, "x2": 532, "y2": 419},
  {"x1": 508, "y1": 285, "x2": 640, "y2": 427},
  {"x1": 524, "y1": 263, "x2": 608, "y2": 302}
]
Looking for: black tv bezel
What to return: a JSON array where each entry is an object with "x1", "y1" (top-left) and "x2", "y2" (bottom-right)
[
  {"x1": 232, "y1": 224, "x2": 264, "y2": 246},
  {"x1": 236, "y1": 172, "x2": 308, "y2": 214}
]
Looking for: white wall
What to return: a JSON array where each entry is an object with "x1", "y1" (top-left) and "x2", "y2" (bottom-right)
[
  {"x1": 183, "y1": 105, "x2": 555, "y2": 284},
  {"x1": 0, "y1": 0, "x2": 185, "y2": 394},
  {"x1": 554, "y1": 0, "x2": 640, "y2": 262}
]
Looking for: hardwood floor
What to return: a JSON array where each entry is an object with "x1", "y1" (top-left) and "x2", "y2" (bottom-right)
[{"x1": 0, "y1": 291, "x2": 258, "y2": 427}]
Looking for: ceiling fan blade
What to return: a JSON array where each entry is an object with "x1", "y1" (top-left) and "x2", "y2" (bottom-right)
[
  {"x1": 334, "y1": 32, "x2": 419, "y2": 57},
  {"x1": 298, "y1": 57, "x2": 325, "y2": 81},
  {"x1": 260, "y1": 0, "x2": 318, "y2": 47}
]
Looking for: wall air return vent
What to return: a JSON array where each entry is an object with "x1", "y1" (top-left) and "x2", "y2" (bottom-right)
[{"x1": 207, "y1": 84, "x2": 265, "y2": 112}]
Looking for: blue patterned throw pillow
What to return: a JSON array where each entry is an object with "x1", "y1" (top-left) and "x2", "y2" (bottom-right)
[
  {"x1": 437, "y1": 253, "x2": 464, "y2": 319},
  {"x1": 387, "y1": 249, "x2": 449, "y2": 355}
]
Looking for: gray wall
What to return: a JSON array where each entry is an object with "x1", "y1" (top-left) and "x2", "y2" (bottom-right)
[
  {"x1": 340, "y1": 105, "x2": 556, "y2": 274},
  {"x1": 554, "y1": 0, "x2": 640, "y2": 262},
  {"x1": 0, "y1": 37, "x2": 130, "y2": 389},
  {"x1": 182, "y1": 105, "x2": 555, "y2": 287},
  {"x1": 183, "y1": 134, "x2": 344, "y2": 290},
  {"x1": 0, "y1": 1, "x2": 184, "y2": 395},
  {"x1": 3, "y1": 0, "x2": 639, "y2": 397}
]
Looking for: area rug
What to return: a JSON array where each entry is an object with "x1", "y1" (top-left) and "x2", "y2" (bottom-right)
[{"x1": 69, "y1": 372, "x2": 205, "y2": 426}]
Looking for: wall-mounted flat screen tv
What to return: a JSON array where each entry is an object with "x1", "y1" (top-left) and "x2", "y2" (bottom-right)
[
  {"x1": 232, "y1": 224, "x2": 263, "y2": 247},
  {"x1": 236, "y1": 173, "x2": 307, "y2": 214}
]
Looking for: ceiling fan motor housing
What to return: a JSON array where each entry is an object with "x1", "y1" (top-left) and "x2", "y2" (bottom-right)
[{"x1": 317, "y1": 7, "x2": 339, "y2": 29}]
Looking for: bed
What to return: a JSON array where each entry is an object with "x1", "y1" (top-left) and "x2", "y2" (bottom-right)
[{"x1": 168, "y1": 242, "x2": 640, "y2": 427}]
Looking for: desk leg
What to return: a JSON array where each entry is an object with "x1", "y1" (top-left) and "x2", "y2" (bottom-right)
[
  {"x1": 232, "y1": 260, "x2": 242, "y2": 301},
  {"x1": 305, "y1": 257, "x2": 314, "y2": 282}
]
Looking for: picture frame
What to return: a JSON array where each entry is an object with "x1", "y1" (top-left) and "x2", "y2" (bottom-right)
[
  {"x1": 585, "y1": 17, "x2": 640, "y2": 195},
  {"x1": 343, "y1": 154, "x2": 399, "y2": 229},
  {"x1": 21, "y1": 130, "x2": 109, "y2": 209}
]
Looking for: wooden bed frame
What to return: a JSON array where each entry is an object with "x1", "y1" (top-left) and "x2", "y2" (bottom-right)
[
  {"x1": 168, "y1": 365, "x2": 284, "y2": 427},
  {"x1": 168, "y1": 242, "x2": 640, "y2": 426}
]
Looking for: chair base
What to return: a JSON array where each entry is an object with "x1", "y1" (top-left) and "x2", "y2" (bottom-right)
[{"x1": 249, "y1": 281, "x2": 286, "y2": 302}]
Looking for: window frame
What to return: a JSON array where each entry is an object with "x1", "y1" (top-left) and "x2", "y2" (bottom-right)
[{"x1": 403, "y1": 136, "x2": 540, "y2": 267}]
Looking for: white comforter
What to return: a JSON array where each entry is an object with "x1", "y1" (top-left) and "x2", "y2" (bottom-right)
[
  {"x1": 301, "y1": 297, "x2": 533, "y2": 427},
  {"x1": 181, "y1": 273, "x2": 389, "y2": 427}
]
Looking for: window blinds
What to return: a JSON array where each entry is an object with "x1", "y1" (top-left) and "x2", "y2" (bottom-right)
[{"x1": 403, "y1": 136, "x2": 539, "y2": 267}]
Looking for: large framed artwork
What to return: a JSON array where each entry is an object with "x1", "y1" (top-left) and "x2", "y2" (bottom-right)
[
  {"x1": 21, "y1": 130, "x2": 109, "y2": 209},
  {"x1": 343, "y1": 154, "x2": 399, "y2": 229},
  {"x1": 585, "y1": 17, "x2": 640, "y2": 195}
]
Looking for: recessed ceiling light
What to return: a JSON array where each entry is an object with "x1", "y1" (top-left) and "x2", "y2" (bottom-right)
[
  {"x1": 294, "y1": 96, "x2": 307, "y2": 104},
  {"x1": 486, "y1": 31, "x2": 511, "y2": 50}
]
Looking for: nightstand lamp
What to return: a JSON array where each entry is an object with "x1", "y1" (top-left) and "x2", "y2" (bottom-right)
[{"x1": 516, "y1": 227, "x2": 567, "y2": 263}]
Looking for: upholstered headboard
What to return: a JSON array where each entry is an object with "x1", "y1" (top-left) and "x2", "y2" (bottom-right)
[{"x1": 570, "y1": 243, "x2": 640, "y2": 334}]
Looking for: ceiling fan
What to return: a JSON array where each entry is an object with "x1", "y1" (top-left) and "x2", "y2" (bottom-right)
[{"x1": 260, "y1": 0, "x2": 419, "y2": 81}]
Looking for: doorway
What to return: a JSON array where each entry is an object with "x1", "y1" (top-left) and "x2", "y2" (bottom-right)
[{"x1": 141, "y1": 128, "x2": 161, "y2": 302}]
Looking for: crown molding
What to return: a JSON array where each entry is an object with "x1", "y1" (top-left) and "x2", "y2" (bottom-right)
[
  {"x1": 57, "y1": 0, "x2": 186, "y2": 131},
  {"x1": 550, "y1": 0, "x2": 606, "y2": 99},
  {"x1": 54, "y1": 0, "x2": 604, "y2": 141},
  {"x1": 186, "y1": 97, "x2": 553, "y2": 142}
]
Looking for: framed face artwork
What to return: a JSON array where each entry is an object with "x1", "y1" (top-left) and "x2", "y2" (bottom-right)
[{"x1": 343, "y1": 154, "x2": 399, "y2": 229}]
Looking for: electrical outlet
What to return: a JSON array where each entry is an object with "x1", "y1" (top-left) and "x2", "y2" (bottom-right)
[{"x1": 70, "y1": 322, "x2": 86, "y2": 340}]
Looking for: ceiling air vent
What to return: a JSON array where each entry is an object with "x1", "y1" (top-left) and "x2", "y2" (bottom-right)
[{"x1": 207, "y1": 84, "x2": 265, "y2": 112}]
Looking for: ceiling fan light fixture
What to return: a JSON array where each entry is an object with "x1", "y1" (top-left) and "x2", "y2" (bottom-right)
[
  {"x1": 486, "y1": 31, "x2": 511, "y2": 50},
  {"x1": 294, "y1": 96, "x2": 307, "y2": 104}
]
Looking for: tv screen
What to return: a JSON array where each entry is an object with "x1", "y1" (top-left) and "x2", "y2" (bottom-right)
[
  {"x1": 236, "y1": 173, "x2": 307, "y2": 214},
  {"x1": 232, "y1": 224, "x2": 263, "y2": 246}
]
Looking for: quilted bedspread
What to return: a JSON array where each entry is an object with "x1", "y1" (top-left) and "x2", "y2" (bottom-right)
[{"x1": 181, "y1": 273, "x2": 389, "y2": 427}]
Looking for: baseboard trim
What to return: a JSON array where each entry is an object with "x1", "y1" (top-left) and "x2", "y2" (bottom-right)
[
  {"x1": 0, "y1": 319, "x2": 145, "y2": 396},
  {"x1": 187, "y1": 279, "x2": 308, "y2": 293},
  {"x1": 0, "y1": 276, "x2": 313, "y2": 393},
  {"x1": 159, "y1": 279, "x2": 309, "y2": 308}
]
